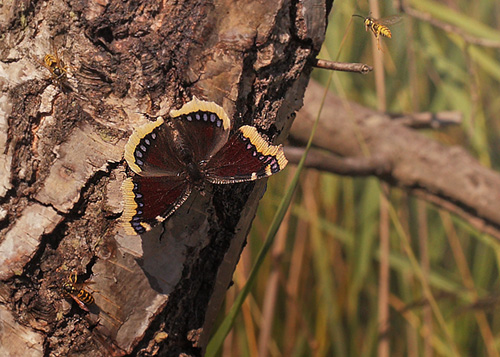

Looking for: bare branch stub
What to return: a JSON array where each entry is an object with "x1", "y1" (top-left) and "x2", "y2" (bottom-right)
[{"x1": 314, "y1": 59, "x2": 373, "y2": 74}]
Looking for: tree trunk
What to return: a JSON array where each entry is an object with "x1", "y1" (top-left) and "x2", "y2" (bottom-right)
[{"x1": 0, "y1": 0, "x2": 331, "y2": 355}]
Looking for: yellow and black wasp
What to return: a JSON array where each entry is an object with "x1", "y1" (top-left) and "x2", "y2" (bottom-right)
[
  {"x1": 43, "y1": 47, "x2": 68, "y2": 81},
  {"x1": 353, "y1": 14, "x2": 402, "y2": 51},
  {"x1": 40, "y1": 44, "x2": 74, "y2": 92},
  {"x1": 43, "y1": 53, "x2": 67, "y2": 82},
  {"x1": 61, "y1": 271, "x2": 95, "y2": 312}
]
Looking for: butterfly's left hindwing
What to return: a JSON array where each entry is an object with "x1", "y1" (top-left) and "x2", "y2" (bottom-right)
[{"x1": 122, "y1": 177, "x2": 191, "y2": 235}]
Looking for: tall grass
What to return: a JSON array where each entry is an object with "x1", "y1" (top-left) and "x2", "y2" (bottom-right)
[{"x1": 217, "y1": 0, "x2": 500, "y2": 355}]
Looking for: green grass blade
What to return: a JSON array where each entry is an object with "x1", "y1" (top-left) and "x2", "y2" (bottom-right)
[
  {"x1": 410, "y1": 0, "x2": 500, "y2": 40},
  {"x1": 206, "y1": 77, "x2": 332, "y2": 356}
]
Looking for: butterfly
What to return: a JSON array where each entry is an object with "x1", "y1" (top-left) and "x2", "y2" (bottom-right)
[{"x1": 122, "y1": 97, "x2": 288, "y2": 235}]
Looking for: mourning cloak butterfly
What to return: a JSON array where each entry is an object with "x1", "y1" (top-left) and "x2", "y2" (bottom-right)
[{"x1": 122, "y1": 97, "x2": 288, "y2": 235}]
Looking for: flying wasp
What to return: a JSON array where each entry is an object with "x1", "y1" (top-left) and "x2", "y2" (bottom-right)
[
  {"x1": 61, "y1": 271, "x2": 95, "y2": 312},
  {"x1": 352, "y1": 14, "x2": 402, "y2": 51}
]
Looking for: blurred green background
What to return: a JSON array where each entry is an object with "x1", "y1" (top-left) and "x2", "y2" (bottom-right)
[{"x1": 220, "y1": 0, "x2": 500, "y2": 355}]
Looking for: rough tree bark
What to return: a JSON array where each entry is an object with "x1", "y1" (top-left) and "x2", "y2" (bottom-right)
[{"x1": 0, "y1": 0, "x2": 331, "y2": 356}]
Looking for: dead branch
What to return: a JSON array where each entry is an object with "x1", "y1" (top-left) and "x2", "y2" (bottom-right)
[
  {"x1": 313, "y1": 59, "x2": 373, "y2": 74},
  {"x1": 388, "y1": 111, "x2": 463, "y2": 129},
  {"x1": 290, "y1": 80, "x2": 500, "y2": 242},
  {"x1": 285, "y1": 146, "x2": 391, "y2": 176}
]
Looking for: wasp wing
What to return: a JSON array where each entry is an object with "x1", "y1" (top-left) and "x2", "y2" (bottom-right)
[{"x1": 378, "y1": 14, "x2": 403, "y2": 26}]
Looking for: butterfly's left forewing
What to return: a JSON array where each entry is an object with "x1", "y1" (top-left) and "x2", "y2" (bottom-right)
[
  {"x1": 204, "y1": 125, "x2": 288, "y2": 184},
  {"x1": 122, "y1": 176, "x2": 191, "y2": 235}
]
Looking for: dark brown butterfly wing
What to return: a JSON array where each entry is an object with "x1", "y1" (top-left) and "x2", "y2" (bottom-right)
[
  {"x1": 122, "y1": 177, "x2": 191, "y2": 235},
  {"x1": 204, "y1": 126, "x2": 287, "y2": 184},
  {"x1": 124, "y1": 117, "x2": 185, "y2": 176},
  {"x1": 170, "y1": 96, "x2": 231, "y2": 162}
]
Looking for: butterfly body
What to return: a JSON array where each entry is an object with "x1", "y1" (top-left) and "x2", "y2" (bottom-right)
[{"x1": 122, "y1": 97, "x2": 288, "y2": 235}]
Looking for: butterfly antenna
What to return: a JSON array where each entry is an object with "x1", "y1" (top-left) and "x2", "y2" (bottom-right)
[
  {"x1": 158, "y1": 222, "x2": 167, "y2": 241},
  {"x1": 134, "y1": 110, "x2": 156, "y2": 120}
]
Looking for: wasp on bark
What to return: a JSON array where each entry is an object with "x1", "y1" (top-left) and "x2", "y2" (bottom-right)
[
  {"x1": 40, "y1": 43, "x2": 75, "y2": 92},
  {"x1": 61, "y1": 271, "x2": 95, "y2": 312}
]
